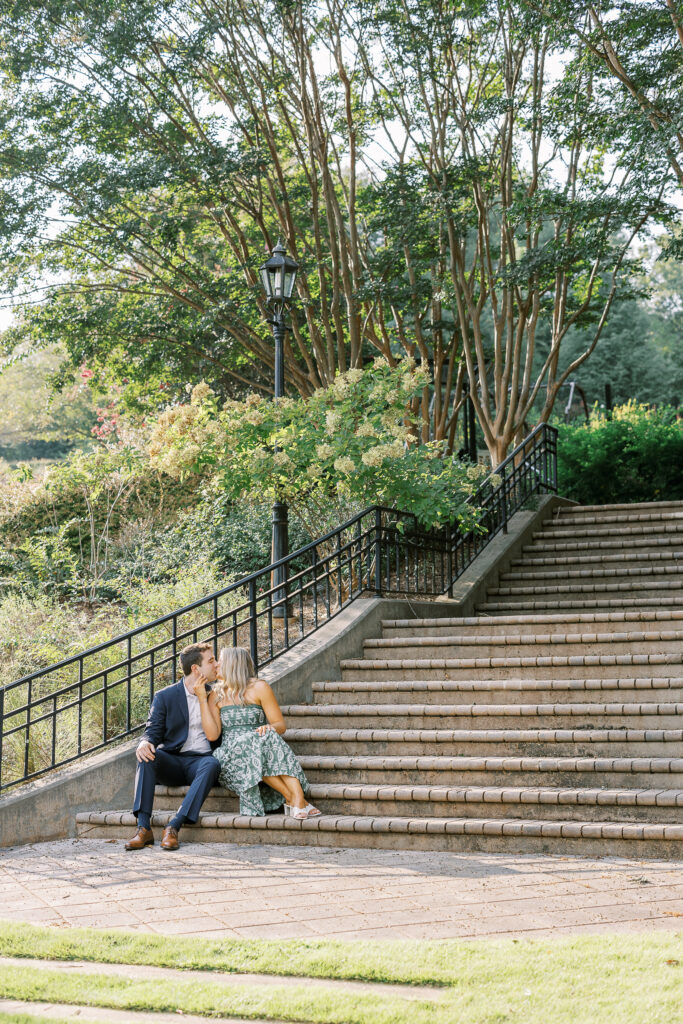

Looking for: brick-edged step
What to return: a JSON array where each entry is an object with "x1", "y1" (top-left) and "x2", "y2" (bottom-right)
[
  {"x1": 480, "y1": 597, "x2": 683, "y2": 612},
  {"x1": 381, "y1": 611, "x2": 683, "y2": 638},
  {"x1": 363, "y1": 630, "x2": 683, "y2": 660},
  {"x1": 499, "y1": 566, "x2": 683, "y2": 584},
  {"x1": 483, "y1": 581, "x2": 683, "y2": 605},
  {"x1": 312, "y1": 678, "x2": 683, "y2": 705},
  {"x1": 340, "y1": 655, "x2": 680, "y2": 682},
  {"x1": 282, "y1": 701, "x2": 683, "y2": 730},
  {"x1": 523, "y1": 536, "x2": 683, "y2": 557},
  {"x1": 75, "y1": 809, "x2": 683, "y2": 858},
  {"x1": 511, "y1": 551, "x2": 683, "y2": 570},
  {"x1": 151, "y1": 783, "x2": 683, "y2": 824},
  {"x1": 560, "y1": 501, "x2": 683, "y2": 514},
  {"x1": 548, "y1": 511, "x2": 683, "y2": 528},
  {"x1": 531, "y1": 523, "x2": 683, "y2": 541},
  {"x1": 297, "y1": 753, "x2": 683, "y2": 789},
  {"x1": 287, "y1": 726, "x2": 683, "y2": 757}
]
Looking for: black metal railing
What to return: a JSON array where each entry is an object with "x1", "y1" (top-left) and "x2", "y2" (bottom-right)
[{"x1": 0, "y1": 423, "x2": 557, "y2": 792}]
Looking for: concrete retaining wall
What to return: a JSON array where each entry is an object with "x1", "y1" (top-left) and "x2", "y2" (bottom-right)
[{"x1": 0, "y1": 493, "x2": 573, "y2": 848}]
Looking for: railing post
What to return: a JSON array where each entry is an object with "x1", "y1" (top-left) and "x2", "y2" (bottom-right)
[
  {"x1": 0, "y1": 685, "x2": 4, "y2": 790},
  {"x1": 126, "y1": 636, "x2": 132, "y2": 734},
  {"x1": 311, "y1": 545, "x2": 319, "y2": 628},
  {"x1": 249, "y1": 578, "x2": 259, "y2": 673},
  {"x1": 24, "y1": 679, "x2": 31, "y2": 780},
  {"x1": 212, "y1": 596, "x2": 219, "y2": 655},
  {"x1": 446, "y1": 522, "x2": 454, "y2": 598},
  {"x1": 374, "y1": 508, "x2": 383, "y2": 596},
  {"x1": 501, "y1": 464, "x2": 508, "y2": 534}
]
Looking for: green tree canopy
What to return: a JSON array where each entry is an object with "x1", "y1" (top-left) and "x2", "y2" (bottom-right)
[{"x1": 0, "y1": 0, "x2": 678, "y2": 462}]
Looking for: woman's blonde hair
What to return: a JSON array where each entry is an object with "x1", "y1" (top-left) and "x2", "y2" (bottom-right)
[{"x1": 214, "y1": 647, "x2": 257, "y2": 705}]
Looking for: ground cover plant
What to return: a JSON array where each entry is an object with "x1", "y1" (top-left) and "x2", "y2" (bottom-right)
[{"x1": 0, "y1": 921, "x2": 681, "y2": 1024}]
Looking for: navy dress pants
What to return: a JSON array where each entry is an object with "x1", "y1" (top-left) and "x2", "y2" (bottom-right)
[{"x1": 133, "y1": 749, "x2": 219, "y2": 825}]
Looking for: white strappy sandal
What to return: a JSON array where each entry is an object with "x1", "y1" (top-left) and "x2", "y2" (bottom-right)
[{"x1": 285, "y1": 803, "x2": 321, "y2": 819}]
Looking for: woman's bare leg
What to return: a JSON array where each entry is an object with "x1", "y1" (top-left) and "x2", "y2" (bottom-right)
[
  {"x1": 282, "y1": 776, "x2": 306, "y2": 809},
  {"x1": 262, "y1": 775, "x2": 296, "y2": 805},
  {"x1": 263, "y1": 775, "x2": 306, "y2": 809}
]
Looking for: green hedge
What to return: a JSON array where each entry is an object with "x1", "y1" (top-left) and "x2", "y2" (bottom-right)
[{"x1": 557, "y1": 403, "x2": 683, "y2": 505}]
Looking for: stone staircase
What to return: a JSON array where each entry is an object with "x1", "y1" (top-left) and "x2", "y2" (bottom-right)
[{"x1": 77, "y1": 500, "x2": 683, "y2": 857}]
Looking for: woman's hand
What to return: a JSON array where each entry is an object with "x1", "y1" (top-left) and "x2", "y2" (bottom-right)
[
  {"x1": 256, "y1": 724, "x2": 274, "y2": 736},
  {"x1": 190, "y1": 672, "x2": 209, "y2": 699}
]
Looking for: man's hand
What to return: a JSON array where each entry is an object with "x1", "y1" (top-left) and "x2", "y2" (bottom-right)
[
  {"x1": 136, "y1": 740, "x2": 156, "y2": 762},
  {"x1": 190, "y1": 673, "x2": 209, "y2": 700}
]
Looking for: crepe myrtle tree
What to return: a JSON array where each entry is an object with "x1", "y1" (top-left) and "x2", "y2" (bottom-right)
[{"x1": 0, "y1": 0, "x2": 676, "y2": 463}]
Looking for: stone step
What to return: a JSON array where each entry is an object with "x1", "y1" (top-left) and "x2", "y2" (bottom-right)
[
  {"x1": 312, "y1": 677, "x2": 683, "y2": 705},
  {"x1": 339, "y1": 655, "x2": 679, "y2": 682},
  {"x1": 532, "y1": 523, "x2": 683, "y2": 541},
  {"x1": 297, "y1": 753, "x2": 683, "y2": 789},
  {"x1": 499, "y1": 565, "x2": 683, "y2": 583},
  {"x1": 479, "y1": 597, "x2": 683, "y2": 612},
  {"x1": 282, "y1": 701, "x2": 683, "y2": 730},
  {"x1": 484, "y1": 581, "x2": 683, "y2": 602},
  {"x1": 381, "y1": 611, "x2": 683, "y2": 638},
  {"x1": 510, "y1": 551, "x2": 683, "y2": 570},
  {"x1": 286, "y1": 726, "x2": 683, "y2": 757},
  {"x1": 548, "y1": 511, "x2": 683, "y2": 527},
  {"x1": 151, "y1": 784, "x2": 683, "y2": 823},
  {"x1": 560, "y1": 501, "x2": 683, "y2": 514},
  {"x1": 363, "y1": 630, "x2": 683, "y2": 660},
  {"x1": 75, "y1": 809, "x2": 683, "y2": 858},
  {"x1": 523, "y1": 536, "x2": 683, "y2": 556}
]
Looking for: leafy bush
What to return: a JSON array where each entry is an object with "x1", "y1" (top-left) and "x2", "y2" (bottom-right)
[
  {"x1": 148, "y1": 359, "x2": 486, "y2": 534},
  {"x1": 557, "y1": 403, "x2": 683, "y2": 505}
]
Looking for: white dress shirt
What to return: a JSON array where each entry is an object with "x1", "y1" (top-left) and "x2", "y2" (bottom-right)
[{"x1": 180, "y1": 682, "x2": 212, "y2": 755}]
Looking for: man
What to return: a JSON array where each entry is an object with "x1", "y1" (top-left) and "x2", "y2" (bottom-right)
[{"x1": 125, "y1": 642, "x2": 221, "y2": 851}]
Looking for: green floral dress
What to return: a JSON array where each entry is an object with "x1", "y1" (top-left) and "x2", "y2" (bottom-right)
[{"x1": 212, "y1": 704, "x2": 310, "y2": 815}]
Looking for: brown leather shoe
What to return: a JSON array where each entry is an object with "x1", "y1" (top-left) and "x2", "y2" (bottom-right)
[
  {"x1": 160, "y1": 826, "x2": 179, "y2": 851},
  {"x1": 124, "y1": 827, "x2": 154, "y2": 851}
]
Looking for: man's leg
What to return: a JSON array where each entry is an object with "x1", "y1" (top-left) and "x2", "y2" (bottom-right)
[
  {"x1": 167, "y1": 754, "x2": 220, "y2": 832},
  {"x1": 132, "y1": 749, "x2": 186, "y2": 830}
]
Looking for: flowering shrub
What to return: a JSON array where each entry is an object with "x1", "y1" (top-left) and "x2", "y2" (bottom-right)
[{"x1": 148, "y1": 359, "x2": 486, "y2": 534}]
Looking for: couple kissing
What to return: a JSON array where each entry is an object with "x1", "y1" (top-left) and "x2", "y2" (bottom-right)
[{"x1": 125, "y1": 642, "x2": 319, "y2": 851}]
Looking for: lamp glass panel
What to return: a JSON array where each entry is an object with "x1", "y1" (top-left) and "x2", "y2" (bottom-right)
[
  {"x1": 283, "y1": 269, "x2": 296, "y2": 298},
  {"x1": 260, "y1": 268, "x2": 272, "y2": 297},
  {"x1": 273, "y1": 267, "x2": 283, "y2": 297}
]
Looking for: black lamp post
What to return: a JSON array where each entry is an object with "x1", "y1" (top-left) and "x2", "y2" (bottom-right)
[{"x1": 259, "y1": 239, "x2": 299, "y2": 618}]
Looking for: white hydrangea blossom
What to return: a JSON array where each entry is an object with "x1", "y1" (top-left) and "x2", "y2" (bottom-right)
[
  {"x1": 190, "y1": 381, "x2": 213, "y2": 406},
  {"x1": 334, "y1": 456, "x2": 355, "y2": 474}
]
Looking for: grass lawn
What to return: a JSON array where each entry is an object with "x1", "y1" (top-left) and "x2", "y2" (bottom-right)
[
  {"x1": 0, "y1": 921, "x2": 681, "y2": 1023},
  {"x1": 0, "y1": 1017, "x2": 74, "y2": 1024}
]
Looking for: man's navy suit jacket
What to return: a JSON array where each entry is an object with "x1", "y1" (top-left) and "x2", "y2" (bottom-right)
[{"x1": 142, "y1": 680, "x2": 221, "y2": 753}]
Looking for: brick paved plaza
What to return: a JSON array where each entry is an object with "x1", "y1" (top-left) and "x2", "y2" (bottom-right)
[{"x1": 1, "y1": 838, "x2": 681, "y2": 939}]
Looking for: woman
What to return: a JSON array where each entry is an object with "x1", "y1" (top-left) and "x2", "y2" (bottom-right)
[{"x1": 205, "y1": 646, "x2": 320, "y2": 820}]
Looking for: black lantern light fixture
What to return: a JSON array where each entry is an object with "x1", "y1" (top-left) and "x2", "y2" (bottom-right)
[
  {"x1": 258, "y1": 239, "x2": 300, "y2": 618},
  {"x1": 259, "y1": 240, "x2": 299, "y2": 311}
]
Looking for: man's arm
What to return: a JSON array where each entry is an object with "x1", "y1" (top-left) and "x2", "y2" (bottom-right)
[{"x1": 137, "y1": 691, "x2": 167, "y2": 760}]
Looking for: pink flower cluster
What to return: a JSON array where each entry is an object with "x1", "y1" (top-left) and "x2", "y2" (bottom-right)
[{"x1": 92, "y1": 404, "x2": 120, "y2": 440}]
